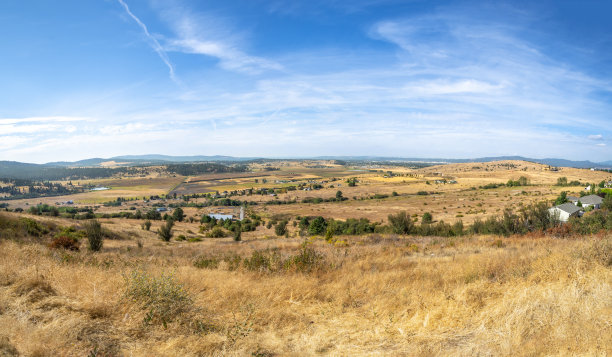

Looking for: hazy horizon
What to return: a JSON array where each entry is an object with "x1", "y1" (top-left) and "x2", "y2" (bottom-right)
[
  {"x1": 1, "y1": 1, "x2": 611, "y2": 163},
  {"x1": 5, "y1": 153, "x2": 612, "y2": 166}
]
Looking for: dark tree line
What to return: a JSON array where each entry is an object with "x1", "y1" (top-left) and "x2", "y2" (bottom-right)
[{"x1": 165, "y1": 163, "x2": 248, "y2": 176}]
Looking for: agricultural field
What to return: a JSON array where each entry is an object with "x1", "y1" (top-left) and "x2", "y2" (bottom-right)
[{"x1": 0, "y1": 160, "x2": 611, "y2": 356}]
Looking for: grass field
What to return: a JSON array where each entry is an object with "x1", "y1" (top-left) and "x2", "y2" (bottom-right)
[
  {"x1": 0, "y1": 211, "x2": 610, "y2": 356},
  {"x1": 1, "y1": 160, "x2": 611, "y2": 355}
]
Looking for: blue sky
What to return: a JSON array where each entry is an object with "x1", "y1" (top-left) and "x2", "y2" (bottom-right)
[{"x1": 1, "y1": 0, "x2": 611, "y2": 163}]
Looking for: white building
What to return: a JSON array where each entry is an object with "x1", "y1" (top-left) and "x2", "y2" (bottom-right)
[
  {"x1": 208, "y1": 213, "x2": 233, "y2": 220},
  {"x1": 567, "y1": 194, "x2": 603, "y2": 209},
  {"x1": 548, "y1": 203, "x2": 582, "y2": 223}
]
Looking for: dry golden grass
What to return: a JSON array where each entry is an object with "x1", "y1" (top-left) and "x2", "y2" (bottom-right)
[
  {"x1": 0, "y1": 213, "x2": 611, "y2": 355},
  {"x1": 2, "y1": 160, "x2": 612, "y2": 355}
]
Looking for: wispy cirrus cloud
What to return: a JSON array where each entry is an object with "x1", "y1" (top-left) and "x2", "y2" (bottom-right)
[
  {"x1": 0, "y1": 116, "x2": 90, "y2": 125},
  {"x1": 160, "y1": 9, "x2": 282, "y2": 74},
  {"x1": 117, "y1": 1, "x2": 281, "y2": 77}
]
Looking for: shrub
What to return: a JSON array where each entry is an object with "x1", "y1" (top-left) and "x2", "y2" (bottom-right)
[
  {"x1": 193, "y1": 256, "x2": 219, "y2": 269},
  {"x1": 158, "y1": 220, "x2": 174, "y2": 241},
  {"x1": 123, "y1": 270, "x2": 193, "y2": 327},
  {"x1": 274, "y1": 220, "x2": 288, "y2": 236},
  {"x1": 84, "y1": 220, "x2": 103, "y2": 251},
  {"x1": 142, "y1": 220, "x2": 152, "y2": 231},
  {"x1": 388, "y1": 211, "x2": 414, "y2": 234},
  {"x1": 19, "y1": 217, "x2": 48, "y2": 237},
  {"x1": 208, "y1": 227, "x2": 226, "y2": 238},
  {"x1": 422, "y1": 212, "x2": 433, "y2": 224},
  {"x1": 48, "y1": 235, "x2": 80, "y2": 251},
  {"x1": 284, "y1": 244, "x2": 325, "y2": 273},
  {"x1": 243, "y1": 249, "x2": 282, "y2": 272}
]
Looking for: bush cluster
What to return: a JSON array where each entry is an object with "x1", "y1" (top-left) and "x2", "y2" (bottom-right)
[{"x1": 193, "y1": 244, "x2": 326, "y2": 274}]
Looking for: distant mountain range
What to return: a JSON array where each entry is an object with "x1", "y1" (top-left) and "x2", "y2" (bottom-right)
[
  {"x1": 45, "y1": 154, "x2": 261, "y2": 167},
  {"x1": 310, "y1": 155, "x2": 612, "y2": 169},
  {"x1": 1, "y1": 155, "x2": 611, "y2": 176}
]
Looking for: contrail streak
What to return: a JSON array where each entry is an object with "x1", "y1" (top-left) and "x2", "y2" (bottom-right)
[{"x1": 117, "y1": 0, "x2": 176, "y2": 81}]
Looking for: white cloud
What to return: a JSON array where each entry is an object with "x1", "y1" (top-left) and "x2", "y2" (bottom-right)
[
  {"x1": 588, "y1": 134, "x2": 603, "y2": 140},
  {"x1": 0, "y1": 116, "x2": 90, "y2": 125},
  {"x1": 161, "y1": 11, "x2": 282, "y2": 74},
  {"x1": 406, "y1": 79, "x2": 504, "y2": 95}
]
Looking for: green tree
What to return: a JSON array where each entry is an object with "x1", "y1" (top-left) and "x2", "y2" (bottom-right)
[
  {"x1": 172, "y1": 207, "x2": 184, "y2": 222},
  {"x1": 422, "y1": 212, "x2": 433, "y2": 224},
  {"x1": 308, "y1": 216, "x2": 326, "y2": 235},
  {"x1": 336, "y1": 190, "x2": 343, "y2": 200},
  {"x1": 554, "y1": 191, "x2": 568, "y2": 205}
]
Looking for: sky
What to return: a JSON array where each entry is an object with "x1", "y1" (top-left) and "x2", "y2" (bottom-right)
[{"x1": 1, "y1": 0, "x2": 611, "y2": 163}]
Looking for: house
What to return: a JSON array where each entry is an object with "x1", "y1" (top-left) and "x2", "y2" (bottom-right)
[
  {"x1": 156, "y1": 207, "x2": 168, "y2": 212},
  {"x1": 575, "y1": 194, "x2": 603, "y2": 209},
  {"x1": 548, "y1": 203, "x2": 582, "y2": 222},
  {"x1": 208, "y1": 213, "x2": 233, "y2": 220},
  {"x1": 567, "y1": 196, "x2": 579, "y2": 204}
]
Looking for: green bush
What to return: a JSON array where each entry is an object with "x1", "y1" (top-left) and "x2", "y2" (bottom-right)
[
  {"x1": 84, "y1": 220, "x2": 103, "y2": 251},
  {"x1": 243, "y1": 249, "x2": 282, "y2": 272},
  {"x1": 284, "y1": 244, "x2": 325, "y2": 273},
  {"x1": 193, "y1": 257, "x2": 219, "y2": 269},
  {"x1": 19, "y1": 217, "x2": 48, "y2": 237},
  {"x1": 274, "y1": 220, "x2": 288, "y2": 236},
  {"x1": 158, "y1": 220, "x2": 174, "y2": 241},
  {"x1": 388, "y1": 211, "x2": 414, "y2": 234},
  {"x1": 207, "y1": 227, "x2": 226, "y2": 238}
]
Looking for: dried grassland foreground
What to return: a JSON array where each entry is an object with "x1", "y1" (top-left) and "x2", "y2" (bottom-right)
[{"x1": 0, "y1": 211, "x2": 611, "y2": 356}]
